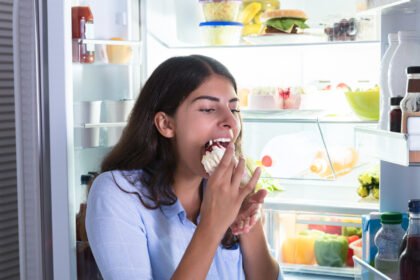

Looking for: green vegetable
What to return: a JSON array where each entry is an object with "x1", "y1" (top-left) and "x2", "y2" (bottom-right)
[
  {"x1": 342, "y1": 226, "x2": 362, "y2": 237},
  {"x1": 314, "y1": 234, "x2": 349, "y2": 267},
  {"x1": 245, "y1": 158, "x2": 283, "y2": 192},
  {"x1": 266, "y1": 18, "x2": 309, "y2": 32}
]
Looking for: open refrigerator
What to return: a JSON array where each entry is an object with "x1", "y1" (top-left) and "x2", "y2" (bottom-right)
[{"x1": 12, "y1": 0, "x2": 420, "y2": 279}]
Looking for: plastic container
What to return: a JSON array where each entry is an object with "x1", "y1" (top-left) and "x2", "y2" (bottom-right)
[
  {"x1": 199, "y1": 21, "x2": 243, "y2": 45},
  {"x1": 350, "y1": 238, "x2": 363, "y2": 259},
  {"x1": 362, "y1": 212, "x2": 381, "y2": 266},
  {"x1": 379, "y1": 33, "x2": 399, "y2": 130},
  {"x1": 388, "y1": 31, "x2": 420, "y2": 98},
  {"x1": 199, "y1": 0, "x2": 242, "y2": 22},
  {"x1": 374, "y1": 212, "x2": 405, "y2": 280}
]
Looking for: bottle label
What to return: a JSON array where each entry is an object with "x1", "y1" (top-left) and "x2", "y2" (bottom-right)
[{"x1": 85, "y1": 22, "x2": 95, "y2": 52}]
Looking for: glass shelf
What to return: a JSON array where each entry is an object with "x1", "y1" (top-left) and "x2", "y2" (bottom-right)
[
  {"x1": 263, "y1": 180, "x2": 378, "y2": 215},
  {"x1": 75, "y1": 122, "x2": 127, "y2": 128},
  {"x1": 149, "y1": 30, "x2": 380, "y2": 49},
  {"x1": 355, "y1": 126, "x2": 414, "y2": 166},
  {"x1": 353, "y1": 256, "x2": 391, "y2": 280},
  {"x1": 361, "y1": 0, "x2": 412, "y2": 11},
  {"x1": 241, "y1": 110, "x2": 378, "y2": 124},
  {"x1": 74, "y1": 39, "x2": 142, "y2": 46}
]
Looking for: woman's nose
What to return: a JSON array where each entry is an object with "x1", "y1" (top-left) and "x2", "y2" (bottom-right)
[{"x1": 220, "y1": 108, "x2": 239, "y2": 131}]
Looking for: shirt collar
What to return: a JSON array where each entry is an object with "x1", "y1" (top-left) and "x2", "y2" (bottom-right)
[
  {"x1": 160, "y1": 180, "x2": 207, "y2": 222},
  {"x1": 160, "y1": 199, "x2": 186, "y2": 220}
]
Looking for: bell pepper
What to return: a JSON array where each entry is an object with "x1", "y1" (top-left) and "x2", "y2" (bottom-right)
[
  {"x1": 314, "y1": 234, "x2": 349, "y2": 267},
  {"x1": 346, "y1": 235, "x2": 360, "y2": 267},
  {"x1": 282, "y1": 230, "x2": 322, "y2": 265}
]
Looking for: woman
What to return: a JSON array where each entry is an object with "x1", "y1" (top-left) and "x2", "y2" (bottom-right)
[{"x1": 86, "y1": 55, "x2": 282, "y2": 279}]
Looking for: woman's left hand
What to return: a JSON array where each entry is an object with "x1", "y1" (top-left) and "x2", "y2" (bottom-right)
[{"x1": 230, "y1": 189, "x2": 268, "y2": 235}]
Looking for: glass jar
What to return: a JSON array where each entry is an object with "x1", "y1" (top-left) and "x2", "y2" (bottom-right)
[
  {"x1": 389, "y1": 96, "x2": 403, "y2": 132},
  {"x1": 71, "y1": 6, "x2": 95, "y2": 63}
]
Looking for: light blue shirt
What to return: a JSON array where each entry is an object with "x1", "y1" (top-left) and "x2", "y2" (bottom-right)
[{"x1": 86, "y1": 170, "x2": 283, "y2": 280}]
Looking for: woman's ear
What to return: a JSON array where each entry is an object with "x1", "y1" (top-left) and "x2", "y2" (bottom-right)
[{"x1": 154, "y1": 112, "x2": 175, "y2": 138}]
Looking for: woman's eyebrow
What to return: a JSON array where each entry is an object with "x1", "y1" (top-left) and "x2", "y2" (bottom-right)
[{"x1": 192, "y1": 95, "x2": 239, "y2": 103}]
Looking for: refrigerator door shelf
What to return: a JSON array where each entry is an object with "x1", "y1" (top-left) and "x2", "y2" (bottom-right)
[
  {"x1": 353, "y1": 256, "x2": 391, "y2": 280},
  {"x1": 355, "y1": 126, "x2": 420, "y2": 166}
]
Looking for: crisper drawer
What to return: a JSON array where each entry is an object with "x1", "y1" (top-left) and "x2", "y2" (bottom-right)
[{"x1": 263, "y1": 209, "x2": 363, "y2": 278}]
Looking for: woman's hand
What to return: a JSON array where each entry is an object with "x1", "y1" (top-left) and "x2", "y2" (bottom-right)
[
  {"x1": 230, "y1": 189, "x2": 267, "y2": 235},
  {"x1": 200, "y1": 143, "x2": 261, "y2": 239}
]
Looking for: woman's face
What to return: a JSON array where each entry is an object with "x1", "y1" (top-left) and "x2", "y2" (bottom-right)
[{"x1": 172, "y1": 74, "x2": 241, "y2": 178}]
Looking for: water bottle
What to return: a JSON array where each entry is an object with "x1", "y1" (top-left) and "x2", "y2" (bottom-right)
[
  {"x1": 379, "y1": 33, "x2": 398, "y2": 130},
  {"x1": 374, "y1": 212, "x2": 405, "y2": 280}
]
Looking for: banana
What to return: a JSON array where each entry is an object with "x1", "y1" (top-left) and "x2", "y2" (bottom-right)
[{"x1": 240, "y1": 2, "x2": 262, "y2": 24}]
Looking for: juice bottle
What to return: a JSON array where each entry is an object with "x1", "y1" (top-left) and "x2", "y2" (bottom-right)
[
  {"x1": 399, "y1": 199, "x2": 420, "y2": 280},
  {"x1": 71, "y1": 6, "x2": 95, "y2": 63}
]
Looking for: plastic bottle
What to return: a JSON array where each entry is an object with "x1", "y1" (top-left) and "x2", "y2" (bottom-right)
[
  {"x1": 399, "y1": 199, "x2": 420, "y2": 280},
  {"x1": 71, "y1": 6, "x2": 95, "y2": 63},
  {"x1": 374, "y1": 212, "x2": 405, "y2": 280},
  {"x1": 309, "y1": 147, "x2": 358, "y2": 179},
  {"x1": 379, "y1": 33, "x2": 398, "y2": 130},
  {"x1": 388, "y1": 31, "x2": 420, "y2": 98}
]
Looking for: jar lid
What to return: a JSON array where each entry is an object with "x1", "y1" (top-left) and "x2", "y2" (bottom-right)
[
  {"x1": 407, "y1": 66, "x2": 420, "y2": 74},
  {"x1": 390, "y1": 96, "x2": 403, "y2": 105},
  {"x1": 381, "y1": 212, "x2": 402, "y2": 224},
  {"x1": 199, "y1": 21, "x2": 243, "y2": 26},
  {"x1": 408, "y1": 199, "x2": 420, "y2": 213}
]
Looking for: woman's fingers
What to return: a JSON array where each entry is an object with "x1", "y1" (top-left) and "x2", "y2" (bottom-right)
[
  {"x1": 239, "y1": 166, "x2": 261, "y2": 202},
  {"x1": 231, "y1": 156, "x2": 245, "y2": 187}
]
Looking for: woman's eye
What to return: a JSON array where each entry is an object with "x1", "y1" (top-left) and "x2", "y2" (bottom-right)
[
  {"x1": 200, "y1": 108, "x2": 215, "y2": 113},
  {"x1": 231, "y1": 109, "x2": 241, "y2": 113}
]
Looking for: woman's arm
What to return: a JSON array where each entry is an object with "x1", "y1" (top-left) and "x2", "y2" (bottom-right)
[{"x1": 240, "y1": 220, "x2": 280, "y2": 280}]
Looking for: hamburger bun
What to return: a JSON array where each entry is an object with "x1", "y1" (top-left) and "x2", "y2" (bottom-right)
[{"x1": 263, "y1": 9, "x2": 308, "y2": 21}]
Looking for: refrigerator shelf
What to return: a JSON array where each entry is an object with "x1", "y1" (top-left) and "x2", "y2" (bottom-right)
[
  {"x1": 281, "y1": 263, "x2": 355, "y2": 278},
  {"x1": 74, "y1": 39, "x2": 142, "y2": 46},
  {"x1": 241, "y1": 109, "x2": 377, "y2": 124},
  {"x1": 263, "y1": 180, "x2": 378, "y2": 215},
  {"x1": 362, "y1": 0, "x2": 412, "y2": 11},
  {"x1": 76, "y1": 122, "x2": 126, "y2": 128},
  {"x1": 355, "y1": 126, "x2": 420, "y2": 166}
]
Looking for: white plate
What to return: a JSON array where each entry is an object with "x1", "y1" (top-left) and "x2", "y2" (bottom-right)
[{"x1": 243, "y1": 30, "x2": 327, "y2": 45}]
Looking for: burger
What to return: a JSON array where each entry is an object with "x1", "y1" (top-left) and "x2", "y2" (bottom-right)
[{"x1": 262, "y1": 9, "x2": 309, "y2": 34}]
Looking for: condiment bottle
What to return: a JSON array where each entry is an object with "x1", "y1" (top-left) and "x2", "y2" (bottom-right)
[
  {"x1": 399, "y1": 199, "x2": 420, "y2": 280},
  {"x1": 379, "y1": 33, "x2": 398, "y2": 130},
  {"x1": 388, "y1": 32, "x2": 420, "y2": 98},
  {"x1": 400, "y1": 66, "x2": 420, "y2": 112},
  {"x1": 389, "y1": 96, "x2": 403, "y2": 132},
  {"x1": 71, "y1": 6, "x2": 95, "y2": 63},
  {"x1": 374, "y1": 212, "x2": 405, "y2": 280}
]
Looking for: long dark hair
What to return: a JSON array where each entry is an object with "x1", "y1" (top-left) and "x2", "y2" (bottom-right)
[{"x1": 102, "y1": 55, "x2": 242, "y2": 208}]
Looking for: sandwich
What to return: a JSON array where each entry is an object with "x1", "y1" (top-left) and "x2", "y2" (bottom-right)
[
  {"x1": 201, "y1": 139, "x2": 250, "y2": 186},
  {"x1": 262, "y1": 9, "x2": 309, "y2": 34},
  {"x1": 201, "y1": 139, "x2": 283, "y2": 192}
]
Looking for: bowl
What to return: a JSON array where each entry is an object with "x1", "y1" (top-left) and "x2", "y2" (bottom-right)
[
  {"x1": 199, "y1": 21, "x2": 243, "y2": 45},
  {"x1": 344, "y1": 87, "x2": 379, "y2": 120},
  {"x1": 199, "y1": 0, "x2": 242, "y2": 22}
]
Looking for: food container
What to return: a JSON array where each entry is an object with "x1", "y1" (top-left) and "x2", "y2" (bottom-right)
[
  {"x1": 199, "y1": 0, "x2": 242, "y2": 22},
  {"x1": 106, "y1": 38, "x2": 133, "y2": 64},
  {"x1": 199, "y1": 21, "x2": 243, "y2": 45}
]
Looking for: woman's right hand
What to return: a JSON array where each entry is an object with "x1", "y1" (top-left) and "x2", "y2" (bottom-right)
[{"x1": 199, "y1": 143, "x2": 261, "y2": 239}]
